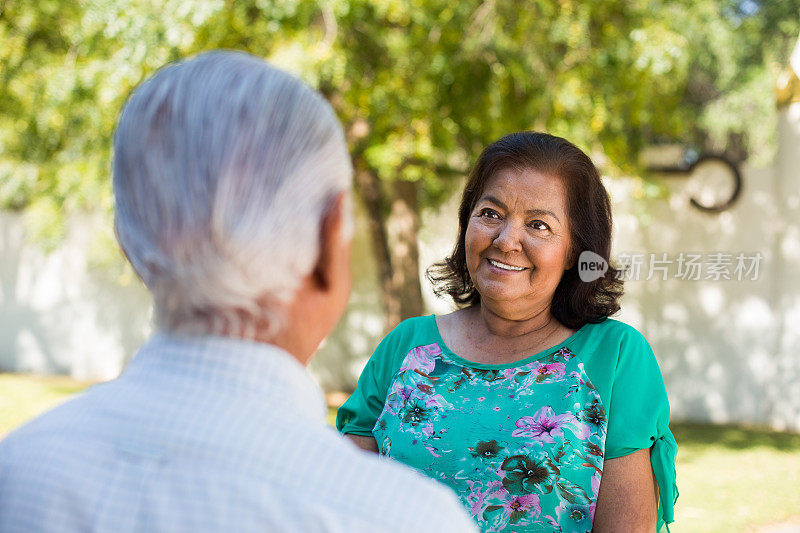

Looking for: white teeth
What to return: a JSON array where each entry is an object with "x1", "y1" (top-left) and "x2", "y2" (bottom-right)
[{"x1": 488, "y1": 259, "x2": 525, "y2": 271}]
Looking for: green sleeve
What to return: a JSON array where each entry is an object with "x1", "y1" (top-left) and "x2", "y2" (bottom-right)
[
  {"x1": 336, "y1": 317, "x2": 426, "y2": 436},
  {"x1": 605, "y1": 326, "x2": 679, "y2": 532}
]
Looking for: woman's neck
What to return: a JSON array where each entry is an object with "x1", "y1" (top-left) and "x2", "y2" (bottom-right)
[
  {"x1": 475, "y1": 301, "x2": 558, "y2": 340},
  {"x1": 439, "y1": 304, "x2": 573, "y2": 365}
]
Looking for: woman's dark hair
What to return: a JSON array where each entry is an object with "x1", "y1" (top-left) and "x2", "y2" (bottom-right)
[{"x1": 427, "y1": 131, "x2": 623, "y2": 329}]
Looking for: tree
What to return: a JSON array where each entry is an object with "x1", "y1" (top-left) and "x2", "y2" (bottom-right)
[
  {"x1": 2, "y1": 0, "x2": 798, "y2": 330},
  {"x1": 313, "y1": 0, "x2": 799, "y2": 330}
]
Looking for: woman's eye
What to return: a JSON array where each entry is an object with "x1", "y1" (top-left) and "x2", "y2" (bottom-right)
[
  {"x1": 529, "y1": 220, "x2": 550, "y2": 231},
  {"x1": 479, "y1": 208, "x2": 500, "y2": 219}
]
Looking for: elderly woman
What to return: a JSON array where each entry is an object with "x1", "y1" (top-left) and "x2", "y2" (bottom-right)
[{"x1": 338, "y1": 132, "x2": 678, "y2": 532}]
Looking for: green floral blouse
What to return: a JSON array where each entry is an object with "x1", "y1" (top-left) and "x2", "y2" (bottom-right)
[{"x1": 337, "y1": 316, "x2": 678, "y2": 532}]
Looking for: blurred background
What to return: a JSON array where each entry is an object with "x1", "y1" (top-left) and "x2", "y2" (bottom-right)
[{"x1": 1, "y1": 1, "x2": 800, "y2": 531}]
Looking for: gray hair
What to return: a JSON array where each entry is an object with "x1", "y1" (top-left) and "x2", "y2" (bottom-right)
[{"x1": 113, "y1": 50, "x2": 353, "y2": 338}]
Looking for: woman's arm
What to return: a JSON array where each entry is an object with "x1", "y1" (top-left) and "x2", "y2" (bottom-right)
[
  {"x1": 345, "y1": 434, "x2": 379, "y2": 453},
  {"x1": 592, "y1": 448, "x2": 658, "y2": 532}
]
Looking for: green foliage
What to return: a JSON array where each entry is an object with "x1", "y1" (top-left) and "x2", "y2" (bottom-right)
[
  {"x1": 1, "y1": 0, "x2": 797, "y2": 235},
  {"x1": 684, "y1": 1, "x2": 800, "y2": 165},
  {"x1": 0, "y1": 0, "x2": 317, "y2": 241}
]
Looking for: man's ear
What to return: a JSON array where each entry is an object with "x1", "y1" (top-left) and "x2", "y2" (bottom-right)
[{"x1": 312, "y1": 192, "x2": 348, "y2": 290}]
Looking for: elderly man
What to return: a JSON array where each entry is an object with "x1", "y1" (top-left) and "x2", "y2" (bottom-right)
[{"x1": 0, "y1": 51, "x2": 476, "y2": 532}]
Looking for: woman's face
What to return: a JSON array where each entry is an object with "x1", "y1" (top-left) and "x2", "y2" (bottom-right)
[{"x1": 465, "y1": 167, "x2": 572, "y2": 319}]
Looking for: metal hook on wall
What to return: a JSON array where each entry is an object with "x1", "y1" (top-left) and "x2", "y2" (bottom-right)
[{"x1": 646, "y1": 153, "x2": 743, "y2": 213}]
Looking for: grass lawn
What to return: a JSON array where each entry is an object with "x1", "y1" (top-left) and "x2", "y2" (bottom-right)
[
  {"x1": 0, "y1": 373, "x2": 93, "y2": 435},
  {"x1": 3, "y1": 373, "x2": 798, "y2": 532},
  {"x1": 669, "y1": 423, "x2": 800, "y2": 533}
]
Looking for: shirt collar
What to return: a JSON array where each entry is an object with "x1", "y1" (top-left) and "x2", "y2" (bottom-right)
[{"x1": 123, "y1": 333, "x2": 326, "y2": 422}]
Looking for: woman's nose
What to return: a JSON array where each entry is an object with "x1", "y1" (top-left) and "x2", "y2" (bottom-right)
[{"x1": 492, "y1": 221, "x2": 523, "y2": 252}]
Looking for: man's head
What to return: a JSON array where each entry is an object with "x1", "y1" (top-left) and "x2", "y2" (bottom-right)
[{"x1": 113, "y1": 51, "x2": 353, "y2": 355}]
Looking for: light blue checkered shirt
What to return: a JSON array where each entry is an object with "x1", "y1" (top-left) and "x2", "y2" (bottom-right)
[{"x1": 0, "y1": 334, "x2": 476, "y2": 532}]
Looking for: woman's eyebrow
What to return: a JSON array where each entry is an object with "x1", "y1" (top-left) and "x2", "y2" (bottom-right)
[
  {"x1": 527, "y1": 208, "x2": 561, "y2": 223},
  {"x1": 481, "y1": 195, "x2": 561, "y2": 223},
  {"x1": 480, "y1": 195, "x2": 508, "y2": 210}
]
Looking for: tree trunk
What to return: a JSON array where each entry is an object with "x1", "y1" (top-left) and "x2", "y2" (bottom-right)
[
  {"x1": 387, "y1": 179, "x2": 424, "y2": 326},
  {"x1": 353, "y1": 165, "x2": 424, "y2": 333}
]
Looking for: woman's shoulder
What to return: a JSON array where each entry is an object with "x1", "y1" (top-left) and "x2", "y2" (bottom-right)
[
  {"x1": 373, "y1": 314, "x2": 439, "y2": 357},
  {"x1": 569, "y1": 318, "x2": 665, "y2": 406},
  {"x1": 388, "y1": 314, "x2": 438, "y2": 338},
  {"x1": 578, "y1": 317, "x2": 649, "y2": 344},
  {"x1": 569, "y1": 317, "x2": 655, "y2": 363}
]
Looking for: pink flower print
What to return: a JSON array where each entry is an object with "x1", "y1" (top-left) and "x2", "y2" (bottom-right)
[
  {"x1": 493, "y1": 406, "x2": 501, "y2": 412},
  {"x1": 384, "y1": 385, "x2": 414, "y2": 415},
  {"x1": 568, "y1": 370, "x2": 585, "y2": 384},
  {"x1": 511, "y1": 406, "x2": 578, "y2": 443},
  {"x1": 590, "y1": 471, "x2": 601, "y2": 498},
  {"x1": 424, "y1": 444, "x2": 442, "y2": 457},
  {"x1": 501, "y1": 493, "x2": 541, "y2": 524},
  {"x1": 469, "y1": 492, "x2": 486, "y2": 516},
  {"x1": 553, "y1": 346, "x2": 575, "y2": 360},
  {"x1": 398, "y1": 344, "x2": 439, "y2": 373},
  {"x1": 543, "y1": 514, "x2": 561, "y2": 530},
  {"x1": 535, "y1": 362, "x2": 566, "y2": 382},
  {"x1": 486, "y1": 479, "x2": 505, "y2": 492},
  {"x1": 424, "y1": 393, "x2": 448, "y2": 409},
  {"x1": 397, "y1": 386, "x2": 414, "y2": 403},
  {"x1": 567, "y1": 418, "x2": 593, "y2": 440},
  {"x1": 468, "y1": 488, "x2": 488, "y2": 517},
  {"x1": 477, "y1": 396, "x2": 486, "y2": 402}
]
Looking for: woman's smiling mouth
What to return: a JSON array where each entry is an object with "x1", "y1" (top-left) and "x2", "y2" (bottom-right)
[{"x1": 487, "y1": 258, "x2": 527, "y2": 271}]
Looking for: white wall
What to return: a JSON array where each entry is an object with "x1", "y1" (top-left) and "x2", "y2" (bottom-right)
[
  {"x1": 601, "y1": 104, "x2": 800, "y2": 431},
  {"x1": 0, "y1": 212, "x2": 152, "y2": 381},
  {"x1": 0, "y1": 205, "x2": 387, "y2": 389}
]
